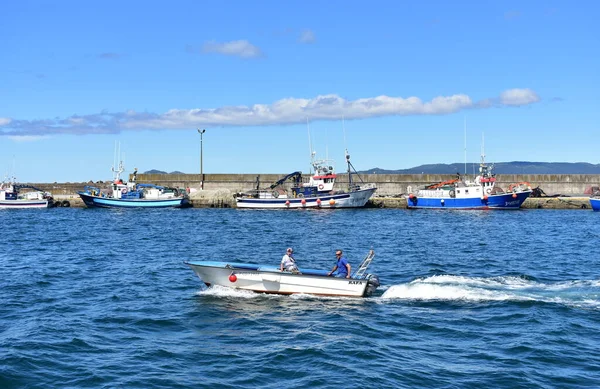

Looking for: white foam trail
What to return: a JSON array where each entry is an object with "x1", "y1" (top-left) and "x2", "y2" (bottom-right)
[
  {"x1": 381, "y1": 275, "x2": 600, "y2": 308},
  {"x1": 382, "y1": 283, "x2": 527, "y2": 302},
  {"x1": 421, "y1": 275, "x2": 536, "y2": 289}
]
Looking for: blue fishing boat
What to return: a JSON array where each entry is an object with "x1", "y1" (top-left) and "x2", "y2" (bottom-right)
[
  {"x1": 406, "y1": 154, "x2": 532, "y2": 210},
  {"x1": 590, "y1": 196, "x2": 600, "y2": 212},
  {"x1": 78, "y1": 162, "x2": 190, "y2": 209}
]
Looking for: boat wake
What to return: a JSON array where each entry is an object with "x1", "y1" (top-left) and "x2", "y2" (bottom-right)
[
  {"x1": 381, "y1": 275, "x2": 600, "y2": 309},
  {"x1": 194, "y1": 285, "x2": 365, "y2": 301},
  {"x1": 195, "y1": 285, "x2": 260, "y2": 299}
]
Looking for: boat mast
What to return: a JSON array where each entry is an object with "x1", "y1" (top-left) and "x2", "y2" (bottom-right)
[
  {"x1": 346, "y1": 148, "x2": 353, "y2": 189},
  {"x1": 111, "y1": 141, "x2": 124, "y2": 182},
  {"x1": 343, "y1": 116, "x2": 353, "y2": 190}
]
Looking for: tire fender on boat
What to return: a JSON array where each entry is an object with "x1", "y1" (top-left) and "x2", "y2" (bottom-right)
[
  {"x1": 318, "y1": 184, "x2": 324, "y2": 190},
  {"x1": 485, "y1": 188, "x2": 492, "y2": 195},
  {"x1": 122, "y1": 188, "x2": 128, "y2": 195}
]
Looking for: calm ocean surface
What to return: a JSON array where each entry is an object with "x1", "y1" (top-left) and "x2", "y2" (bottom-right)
[{"x1": 1, "y1": 208, "x2": 599, "y2": 388}]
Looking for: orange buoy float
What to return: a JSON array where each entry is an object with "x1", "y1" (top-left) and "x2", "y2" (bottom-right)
[
  {"x1": 483, "y1": 195, "x2": 488, "y2": 200},
  {"x1": 512, "y1": 193, "x2": 517, "y2": 199},
  {"x1": 285, "y1": 200, "x2": 291, "y2": 206},
  {"x1": 229, "y1": 274, "x2": 237, "y2": 282},
  {"x1": 316, "y1": 198, "x2": 322, "y2": 206},
  {"x1": 301, "y1": 199, "x2": 306, "y2": 205},
  {"x1": 408, "y1": 193, "x2": 414, "y2": 199},
  {"x1": 329, "y1": 199, "x2": 336, "y2": 206}
]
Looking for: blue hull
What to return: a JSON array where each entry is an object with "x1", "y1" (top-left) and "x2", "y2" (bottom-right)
[
  {"x1": 407, "y1": 191, "x2": 531, "y2": 210},
  {"x1": 590, "y1": 198, "x2": 600, "y2": 212},
  {"x1": 78, "y1": 193, "x2": 190, "y2": 208}
]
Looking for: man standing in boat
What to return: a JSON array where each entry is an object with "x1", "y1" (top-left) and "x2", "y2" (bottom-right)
[
  {"x1": 280, "y1": 248, "x2": 299, "y2": 273},
  {"x1": 328, "y1": 250, "x2": 351, "y2": 278}
]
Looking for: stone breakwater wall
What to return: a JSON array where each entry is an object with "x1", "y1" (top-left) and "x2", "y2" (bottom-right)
[
  {"x1": 26, "y1": 173, "x2": 600, "y2": 209},
  {"x1": 134, "y1": 173, "x2": 600, "y2": 197}
]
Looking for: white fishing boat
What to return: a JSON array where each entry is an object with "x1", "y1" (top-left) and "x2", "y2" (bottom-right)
[
  {"x1": 234, "y1": 150, "x2": 377, "y2": 209},
  {"x1": 186, "y1": 250, "x2": 380, "y2": 297},
  {"x1": 0, "y1": 177, "x2": 54, "y2": 209}
]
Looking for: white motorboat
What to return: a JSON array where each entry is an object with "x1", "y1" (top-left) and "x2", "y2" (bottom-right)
[{"x1": 186, "y1": 250, "x2": 380, "y2": 297}]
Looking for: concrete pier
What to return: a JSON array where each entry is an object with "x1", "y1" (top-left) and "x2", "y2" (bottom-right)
[
  {"x1": 29, "y1": 173, "x2": 600, "y2": 209},
  {"x1": 52, "y1": 192, "x2": 593, "y2": 209}
]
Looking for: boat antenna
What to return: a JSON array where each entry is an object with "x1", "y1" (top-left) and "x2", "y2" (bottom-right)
[
  {"x1": 481, "y1": 133, "x2": 485, "y2": 164},
  {"x1": 306, "y1": 117, "x2": 316, "y2": 173},
  {"x1": 463, "y1": 116, "x2": 467, "y2": 175},
  {"x1": 343, "y1": 114, "x2": 348, "y2": 150}
]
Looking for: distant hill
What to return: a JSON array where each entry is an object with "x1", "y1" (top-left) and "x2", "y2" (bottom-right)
[
  {"x1": 361, "y1": 162, "x2": 600, "y2": 175},
  {"x1": 143, "y1": 170, "x2": 186, "y2": 174}
]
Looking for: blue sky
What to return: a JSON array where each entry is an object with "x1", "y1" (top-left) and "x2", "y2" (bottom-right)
[{"x1": 1, "y1": 0, "x2": 598, "y2": 183}]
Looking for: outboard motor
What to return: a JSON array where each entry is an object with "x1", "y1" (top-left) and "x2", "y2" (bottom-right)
[{"x1": 363, "y1": 274, "x2": 380, "y2": 297}]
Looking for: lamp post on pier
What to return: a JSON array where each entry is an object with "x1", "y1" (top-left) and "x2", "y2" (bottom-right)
[{"x1": 197, "y1": 128, "x2": 206, "y2": 190}]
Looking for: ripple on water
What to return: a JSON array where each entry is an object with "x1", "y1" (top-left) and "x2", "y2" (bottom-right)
[{"x1": 1, "y1": 208, "x2": 600, "y2": 388}]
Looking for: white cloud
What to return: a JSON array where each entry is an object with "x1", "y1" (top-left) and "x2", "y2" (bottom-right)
[
  {"x1": 0, "y1": 88, "x2": 540, "y2": 136},
  {"x1": 0, "y1": 118, "x2": 11, "y2": 126},
  {"x1": 202, "y1": 40, "x2": 263, "y2": 58},
  {"x1": 500, "y1": 88, "x2": 540, "y2": 106},
  {"x1": 299, "y1": 29, "x2": 316, "y2": 44}
]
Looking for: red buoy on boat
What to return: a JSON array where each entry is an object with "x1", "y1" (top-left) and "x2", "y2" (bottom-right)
[
  {"x1": 512, "y1": 193, "x2": 517, "y2": 199},
  {"x1": 229, "y1": 274, "x2": 237, "y2": 282},
  {"x1": 285, "y1": 200, "x2": 290, "y2": 206}
]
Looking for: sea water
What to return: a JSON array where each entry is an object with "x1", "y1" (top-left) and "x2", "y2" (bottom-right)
[{"x1": 1, "y1": 208, "x2": 599, "y2": 388}]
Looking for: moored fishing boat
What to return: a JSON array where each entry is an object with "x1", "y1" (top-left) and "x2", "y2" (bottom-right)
[
  {"x1": 406, "y1": 154, "x2": 532, "y2": 210},
  {"x1": 589, "y1": 188, "x2": 600, "y2": 211},
  {"x1": 78, "y1": 162, "x2": 190, "y2": 209},
  {"x1": 186, "y1": 250, "x2": 380, "y2": 297},
  {"x1": 234, "y1": 150, "x2": 376, "y2": 209},
  {"x1": 0, "y1": 178, "x2": 54, "y2": 209}
]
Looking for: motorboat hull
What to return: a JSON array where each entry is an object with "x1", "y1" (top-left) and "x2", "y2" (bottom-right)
[
  {"x1": 407, "y1": 191, "x2": 531, "y2": 210},
  {"x1": 186, "y1": 261, "x2": 377, "y2": 297},
  {"x1": 235, "y1": 187, "x2": 376, "y2": 209},
  {"x1": 0, "y1": 199, "x2": 52, "y2": 209},
  {"x1": 78, "y1": 193, "x2": 190, "y2": 208},
  {"x1": 590, "y1": 198, "x2": 600, "y2": 212}
]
